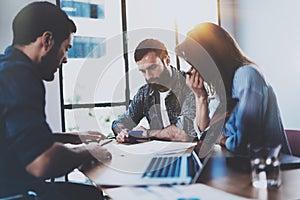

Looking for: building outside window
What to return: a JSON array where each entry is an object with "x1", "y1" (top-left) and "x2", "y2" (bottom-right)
[{"x1": 61, "y1": 0, "x2": 104, "y2": 19}]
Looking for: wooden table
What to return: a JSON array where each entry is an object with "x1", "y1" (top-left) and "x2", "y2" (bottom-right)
[
  {"x1": 198, "y1": 149, "x2": 300, "y2": 200},
  {"x1": 83, "y1": 141, "x2": 300, "y2": 200}
]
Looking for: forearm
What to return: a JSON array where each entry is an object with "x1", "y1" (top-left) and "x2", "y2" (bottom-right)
[
  {"x1": 52, "y1": 131, "x2": 105, "y2": 144},
  {"x1": 149, "y1": 124, "x2": 189, "y2": 142},
  {"x1": 112, "y1": 123, "x2": 126, "y2": 136},
  {"x1": 195, "y1": 96, "x2": 209, "y2": 132},
  {"x1": 112, "y1": 113, "x2": 141, "y2": 136},
  {"x1": 26, "y1": 142, "x2": 93, "y2": 178},
  {"x1": 52, "y1": 132, "x2": 81, "y2": 144},
  {"x1": 112, "y1": 92, "x2": 144, "y2": 136}
]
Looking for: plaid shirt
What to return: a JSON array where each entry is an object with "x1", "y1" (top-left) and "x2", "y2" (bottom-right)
[{"x1": 112, "y1": 66, "x2": 197, "y2": 138}]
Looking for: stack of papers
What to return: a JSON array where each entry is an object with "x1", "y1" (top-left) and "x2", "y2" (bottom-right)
[{"x1": 114, "y1": 140, "x2": 197, "y2": 155}]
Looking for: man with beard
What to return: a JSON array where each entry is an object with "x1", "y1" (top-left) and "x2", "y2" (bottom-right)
[
  {"x1": 0, "y1": 2, "x2": 111, "y2": 199},
  {"x1": 112, "y1": 39, "x2": 197, "y2": 143}
]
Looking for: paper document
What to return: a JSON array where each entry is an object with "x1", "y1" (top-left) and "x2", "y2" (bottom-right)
[
  {"x1": 105, "y1": 183, "x2": 254, "y2": 200},
  {"x1": 114, "y1": 140, "x2": 197, "y2": 155}
]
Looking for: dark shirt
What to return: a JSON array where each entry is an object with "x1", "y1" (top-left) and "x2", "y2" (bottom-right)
[
  {"x1": 0, "y1": 46, "x2": 54, "y2": 197},
  {"x1": 112, "y1": 66, "x2": 197, "y2": 138}
]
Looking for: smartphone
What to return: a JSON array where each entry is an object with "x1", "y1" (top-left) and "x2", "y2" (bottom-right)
[
  {"x1": 128, "y1": 130, "x2": 144, "y2": 138},
  {"x1": 127, "y1": 130, "x2": 145, "y2": 143}
]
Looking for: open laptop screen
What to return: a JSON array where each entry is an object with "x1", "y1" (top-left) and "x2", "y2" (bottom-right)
[{"x1": 141, "y1": 151, "x2": 203, "y2": 185}]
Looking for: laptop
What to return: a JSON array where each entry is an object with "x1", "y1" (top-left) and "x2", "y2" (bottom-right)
[
  {"x1": 140, "y1": 151, "x2": 203, "y2": 185},
  {"x1": 85, "y1": 145, "x2": 207, "y2": 186},
  {"x1": 280, "y1": 153, "x2": 300, "y2": 170},
  {"x1": 131, "y1": 110, "x2": 228, "y2": 179},
  {"x1": 84, "y1": 102, "x2": 238, "y2": 186}
]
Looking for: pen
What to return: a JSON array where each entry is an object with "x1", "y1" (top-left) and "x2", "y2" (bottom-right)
[
  {"x1": 100, "y1": 139, "x2": 113, "y2": 146},
  {"x1": 84, "y1": 138, "x2": 113, "y2": 146},
  {"x1": 185, "y1": 71, "x2": 192, "y2": 76}
]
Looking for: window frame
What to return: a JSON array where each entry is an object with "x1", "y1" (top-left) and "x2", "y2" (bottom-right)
[{"x1": 56, "y1": 0, "x2": 221, "y2": 132}]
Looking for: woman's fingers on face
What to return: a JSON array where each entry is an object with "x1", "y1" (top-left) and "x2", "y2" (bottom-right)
[
  {"x1": 191, "y1": 70, "x2": 196, "y2": 83},
  {"x1": 186, "y1": 68, "x2": 204, "y2": 91},
  {"x1": 191, "y1": 72, "x2": 199, "y2": 88},
  {"x1": 195, "y1": 72, "x2": 199, "y2": 83},
  {"x1": 186, "y1": 76, "x2": 193, "y2": 88}
]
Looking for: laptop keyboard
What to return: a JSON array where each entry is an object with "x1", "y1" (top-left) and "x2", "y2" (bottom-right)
[{"x1": 142, "y1": 154, "x2": 199, "y2": 179}]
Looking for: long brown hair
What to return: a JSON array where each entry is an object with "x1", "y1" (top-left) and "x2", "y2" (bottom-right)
[{"x1": 176, "y1": 22, "x2": 254, "y2": 104}]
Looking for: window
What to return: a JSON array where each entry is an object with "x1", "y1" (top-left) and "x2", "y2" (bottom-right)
[
  {"x1": 126, "y1": 0, "x2": 218, "y2": 94},
  {"x1": 68, "y1": 36, "x2": 106, "y2": 58},
  {"x1": 61, "y1": 0, "x2": 104, "y2": 19},
  {"x1": 58, "y1": 0, "x2": 218, "y2": 136}
]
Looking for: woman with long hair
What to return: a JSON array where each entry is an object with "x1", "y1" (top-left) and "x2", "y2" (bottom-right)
[{"x1": 176, "y1": 22, "x2": 291, "y2": 155}]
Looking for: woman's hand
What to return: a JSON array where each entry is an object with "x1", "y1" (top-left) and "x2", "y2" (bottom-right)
[
  {"x1": 186, "y1": 67, "x2": 210, "y2": 132},
  {"x1": 218, "y1": 135, "x2": 228, "y2": 147},
  {"x1": 185, "y1": 67, "x2": 207, "y2": 98}
]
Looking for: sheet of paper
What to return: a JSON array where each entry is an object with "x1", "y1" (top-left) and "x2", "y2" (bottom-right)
[
  {"x1": 113, "y1": 140, "x2": 197, "y2": 155},
  {"x1": 105, "y1": 183, "x2": 254, "y2": 200}
]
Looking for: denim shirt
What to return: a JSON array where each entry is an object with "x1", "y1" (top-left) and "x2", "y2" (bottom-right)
[
  {"x1": 222, "y1": 65, "x2": 291, "y2": 155},
  {"x1": 112, "y1": 66, "x2": 197, "y2": 138},
  {"x1": 0, "y1": 46, "x2": 54, "y2": 196}
]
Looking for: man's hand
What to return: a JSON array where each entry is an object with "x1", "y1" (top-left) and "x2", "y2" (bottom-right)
[
  {"x1": 79, "y1": 131, "x2": 106, "y2": 143},
  {"x1": 77, "y1": 142, "x2": 112, "y2": 172},
  {"x1": 85, "y1": 142, "x2": 112, "y2": 162},
  {"x1": 116, "y1": 129, "x2": 129, "y2": 143},
  {"x1": 116, "y1": 126, "x2": 148, "y2": 143}
]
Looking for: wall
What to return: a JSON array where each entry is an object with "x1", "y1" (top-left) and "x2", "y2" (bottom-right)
[
  {"x1": 0, "y1": 0, "x2": 62, "y2": 132},
  {"x1": 220, "y1": 0, "x2": 300, "y2": 130}
]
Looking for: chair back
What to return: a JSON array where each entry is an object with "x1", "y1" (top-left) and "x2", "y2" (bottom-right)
[{"x1": 285, "y1": 129, "x2": 300, "y2": 157}]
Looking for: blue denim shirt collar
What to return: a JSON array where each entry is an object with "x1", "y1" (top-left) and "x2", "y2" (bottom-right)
[{"x1": 4, "y1": 46, "x2": 42, "y2": 80}]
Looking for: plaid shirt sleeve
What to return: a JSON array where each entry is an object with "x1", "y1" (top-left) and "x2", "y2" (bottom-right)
[{"x1": 112, "y1": 85, "x2": 147, "y2": 131}]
